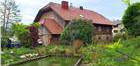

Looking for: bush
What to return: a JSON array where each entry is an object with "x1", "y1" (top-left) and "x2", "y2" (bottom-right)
[
  {"x1": 35, "y1": 46, "x2": 47, "y2": 55},
  {"x1": 113, "y1": 33, "x2": 128, "y2": 42},
  {"x1": 60, "y1": 19, "x2": 95, "y2": 52},
  {"x1": 11, "y1": 23, "x2": 32, "y2": 47},
  {"x1": 43, "y1": 45, "x2": 74, "y2": 55},
  {"x1": 11, "y1": 22, "x2": 40, "y2": 48},
  {"x1": 1, "y1": 53, "x2": 20, "y2": 65},
  {"x1": 1, "y1": 36, "x2": 9, "y2": 47},
  {"x1": 122, "y1": 3, "x2": 140, "y2": 37},
  {"x1": 1, "y1": 47, "x2": 34, "y2": 65},
  {"x1": 61, "y1": 19, "x2": 94, "y2": 45}
]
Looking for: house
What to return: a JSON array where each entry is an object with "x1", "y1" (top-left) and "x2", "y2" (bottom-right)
[
  {"x1": 112, "y1": 20, "x2": 125, "y2": 36},
  {"x1": 34, "y1": 1, "x2": 114, "y2": 45}
]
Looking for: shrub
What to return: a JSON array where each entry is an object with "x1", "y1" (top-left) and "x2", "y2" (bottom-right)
[
  {"x1": 1, "y1": 53, "x2": 20, "y2": 65},
  {"x1": 113, "y1": 33, "x2": 128, "y2": 42},
  {"x1": 60, "y1": 19, "x2": 94, "y2": 45},
  {"x1": 11, "y1": 23, "x2": 32, "y2": 47},
  {"x1": 11, "y1": 22, "x2": 40, "y2": 48},
  {"x1": 1, "y1": 47, "x2": 34, "y2": 65},
  {"x1": 1, "y1": 36, "x2": 9, "y2": 47},
  {"x1": 122, "y1": 3, "x2": 140, "y2": 37},
  {"x1": 35, "y1": 46, "x2": 47, "y2": 55}
]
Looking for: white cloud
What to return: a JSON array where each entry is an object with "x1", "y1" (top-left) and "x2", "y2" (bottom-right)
[
  {"x1": 22, "y1": 14, "x2": 34, "y2": 20},
  {"x1": 21, "y1": 14, "x2": 34, "y2": 25}
]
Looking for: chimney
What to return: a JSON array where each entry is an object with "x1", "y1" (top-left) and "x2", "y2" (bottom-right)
[
  {"x1": 70, "y1": 3, "x2": 73, "y2": 8},
  {"x1": 61, "y1": 1, "x2": 69, "y2": 9},
  {"x1": 80, "y1": 6, "x2": 83, "y2": 10}
]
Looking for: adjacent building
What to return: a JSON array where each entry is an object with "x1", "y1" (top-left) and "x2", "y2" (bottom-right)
[{"x1": 112, "y1": 20, "x2": 125, "y2": 36}]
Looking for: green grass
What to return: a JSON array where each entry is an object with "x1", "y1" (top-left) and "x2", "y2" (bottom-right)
[
  {"x1": 78, "y1": 37, "x2": 140, "y2": 66},
  {"x1": 1, "y1": 47, "x2": 35, "y2": 65},
  {"x1": 2, "y1": 37, "x2": 140, "y2": 66}
]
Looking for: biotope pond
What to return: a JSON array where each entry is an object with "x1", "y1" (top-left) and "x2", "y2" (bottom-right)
[{"x1": 14, "y1": 56, "x2": 79, "y2": 66}]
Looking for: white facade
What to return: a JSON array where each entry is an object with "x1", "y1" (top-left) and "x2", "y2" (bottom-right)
[{"x1": 112, "y1": 20, "x2": 125, "y2": 37}]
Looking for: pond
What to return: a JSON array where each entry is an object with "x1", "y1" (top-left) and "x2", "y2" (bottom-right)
[{"x1": 14, "y1": 56, "x2": 79, "y2": 66}]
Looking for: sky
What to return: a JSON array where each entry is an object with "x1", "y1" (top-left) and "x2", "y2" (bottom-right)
[{"x1": 14, "y1": 0, "x2": 140, "y2": 25}]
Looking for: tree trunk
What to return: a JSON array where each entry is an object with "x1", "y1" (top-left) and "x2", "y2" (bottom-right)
[
  {"x1": 2, "y1": 0, "x2": 7, "y2": 36},
  {"x1": 5, "y1": 9, "x2": 10, "y2": 30}
]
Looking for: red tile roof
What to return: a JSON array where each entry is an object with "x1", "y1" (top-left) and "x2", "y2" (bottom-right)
[
  {"x1": 34, "y1": 2, "x2": 114, "y2": 34},
  {"x1": 43, "y1": 18, "x2": 63, "y2": 34},
  {"x1": 45, "y1": 2, "x2": 113, "y2": 25}
]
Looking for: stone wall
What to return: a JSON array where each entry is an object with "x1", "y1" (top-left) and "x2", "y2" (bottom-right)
[{"x1": 38, "y1": 26, "x2": 52, "y2": 46}]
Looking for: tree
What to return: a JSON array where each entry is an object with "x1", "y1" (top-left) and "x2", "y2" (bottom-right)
[
  {"x1": 60, "y1": 19, "x2": 94, "y2": 45},
  {"x1": 0, "y1": 0, "x2": 21, "y2": 35},
  {"x1": 11, "y1": 22, "x2": 32, "y2": 48},
  {"x1": 27, "y1": 23, "x2": 40, "y2": 48},
  {"x1": 11, "y1": 22, "x2": 40, "y2": 48},
  {"x1": 122, "y1": 3, "x2": 140, "y2": 37},
  {"x1": 122, "y1": 0, "x2": 131, "y2": 6}
]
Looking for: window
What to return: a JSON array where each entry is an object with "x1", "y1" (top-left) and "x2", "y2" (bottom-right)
[
  {"x1": 106, "y1": 36, "x2": 109, "y2": 40},
  {"x1": 52, "y1": 34, "x2": 60, "y2": 41},
  {"x1": 98, "y1": 37, "x2": 101, "y2": 40},
  {"x1": 98, "y1": 26, "x2": 102, "y2": 31},
  {"x1": 65, "y1": 20, "x2": 70, "y2": 27},
  {"x1": 114, "y1": 30, "x2": 118, "y2": 33},
  {"x1": 106, "y1": 27, "x2": 111, "y2": 32}
]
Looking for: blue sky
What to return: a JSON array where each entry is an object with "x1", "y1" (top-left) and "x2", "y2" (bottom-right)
[{"x1": 14, "y1": 0, "x2": 140, "y2": 25}]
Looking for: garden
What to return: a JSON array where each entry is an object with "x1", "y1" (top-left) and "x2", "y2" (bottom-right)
[
  {"x1": 1, "y1": 18, "x2": 140, "y2": 66},
  {"x1": 2, "y1": 37, "x2": 140, "y2": 66},
  {"x1": 1, "y1": 0, "x2": 140, "y2": 66}
]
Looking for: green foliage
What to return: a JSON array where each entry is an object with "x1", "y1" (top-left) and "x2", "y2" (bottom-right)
[
  {"x1": 11, "y1": 23, "x2": 32, "y2": 47},
  {"x1": 113, "y1": 33, "x2": 128, "y2": 42},
  {"x1": 11, "y1": 47, "x2": 34, "y2": 55},
  {"x1": 79, "y1": 45, "x2": 95, "y2": 63},
  {"x1": 1, "y1": 26, "x2": 13, "y2": 48},
  {"x1": 60, "y1": 19, "x2": 94, "y2": 45},
  {"x1": 32, "y1": 22, "x2": 40, "y2": 28},
  {"x1": 1, "y1": 35, "x2": 9, "y2": 47},
  {"x1": 118, "y1": 37, "x2": 140, "y2": 56},
  {"x1": 122, "y1": 0, "x2": 131, "y2": 6},
  {"x1": 1, "y1": 53, "x2": 20, "y2": 65},
  {"x1": 122, "y1": 3, "x2": 140, "y2": 37},
  {"x1": 11, "y1": 22, "x2": 40, "y2": 48},
  {"x1": 2, "y1": 37, "x2": 140, "y2": 66},
  {"x1": 1, "y1": 47, "x2": 34, "y2": 65},
  {"x1": 35, "y1": 46, "x2": 47, "y2": 55},
  {"x1": 77, "y1": 37, "x2": 140, "y2": 66},
  {"x1": 91, "y1": 37, "x2": 140, "y2": 66},
  {"x1": 45, "y1": 45, "x2": 73, "y2": 54}
]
